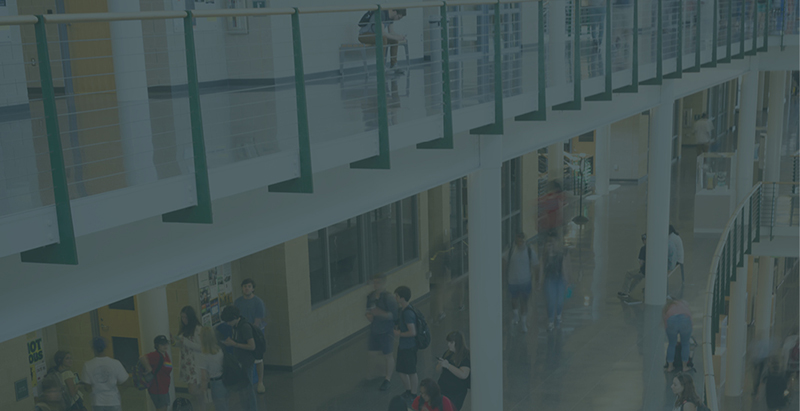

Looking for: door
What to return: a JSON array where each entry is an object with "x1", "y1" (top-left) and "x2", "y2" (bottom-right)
[{"x1": 96, "y1": 296, "x2": 146, "y2": 410}]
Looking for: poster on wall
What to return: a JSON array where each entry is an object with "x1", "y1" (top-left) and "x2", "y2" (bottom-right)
[
  {"x1": 198, "y1": 263, "x2": 232, "y2": 327},
  {"x1": 27, "y1": 334, "x2": 46, "y2": 392}
]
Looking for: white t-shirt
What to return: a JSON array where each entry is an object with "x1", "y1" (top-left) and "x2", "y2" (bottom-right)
[
  {"x1": 669, "y1": 233, "x2": 685, "y2": 265},
  {"x1": 198, "y1": 351, "x2": 224, "y2": 379},
  {"x1": 505, "y1": 245, "x2": 537, "y2": 285},
  {"x1": 81, "y1": 356, "x2": 129, "y2": 406}
]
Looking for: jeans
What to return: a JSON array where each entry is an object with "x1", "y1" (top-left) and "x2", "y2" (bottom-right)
[
  {"x1": 621, "y1": 269, "x2": 645, "y2": 294},
  {"x1": 235, "y1": 366, "x2": 258, "y2": 411},
  {"x1": 545, "y1": 276, "x2": 566, "y2": 323},
  {"x1": 209, "y1": 379, "x2": 229, "y2": 411},
  {"x1": 666, "y1": 314, "x2": 693, "y2": 363}
]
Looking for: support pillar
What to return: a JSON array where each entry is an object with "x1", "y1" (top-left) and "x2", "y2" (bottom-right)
[
  {"x1": 468, "y1": 135, "x2": 503, "y2": 410},
  {"x1": 138, "y1": 286, "x2": 174, "y2": 411},
  {"x1": 644, "y1": 82, "x2": 675, "y2": 306},
  {"x1": 765, "y1": 71, "x2": 787, "y2": 182},
  {"x1": 754, "y1": 257, "x2": 775, "y2": 343},
  {"x1": 595, "y1": 125, "x2": 611, "y2": 196},
  {"x1": 547, "y1": 142, "x2": 564, "y2": 186}
]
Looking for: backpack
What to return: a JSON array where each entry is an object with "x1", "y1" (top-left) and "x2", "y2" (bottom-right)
[
  {"x1": 41, "y1": 369, "x2": 72, "y2": 408},
  {"x1": 221, "y1": 351, "x2": 249, "y2": 389},
  {"x1": 358, "y1": 11, "x2": 375, "y2": 27},
  {"x1": 404, "y1": 305, "x2": 431, "y2": 350},
  {"x1": 247, "y1": 322, "x2": 267, "y2": 359},
  {"x1": 506, "y1": 245, "x2": 536, "y2": 275},
  {"x1": 132, "y1": 353, "x2": 163, "y2": 391}
]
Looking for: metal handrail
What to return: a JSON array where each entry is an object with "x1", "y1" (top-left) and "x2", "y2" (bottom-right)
[{"x1": 702, "y1": 182, "x2": 762, "y2": 411}]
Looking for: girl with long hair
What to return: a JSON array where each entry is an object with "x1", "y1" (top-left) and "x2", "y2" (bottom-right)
[
  {"x1": 436, "y1": 331, "x2": 471, "y2": 410},
  {"x1": 50, "y1": 350, "x2": 87, "y2": 410},
  {"x1": 670, "y1": 373, "x2": 701, "y2": 411},
  {"x1": 174, "y1": 306, "x2": 205, "y2": 411},
  {"x1": 412, "y1": 378, "x2": 455, "y2": 411},
  {"x1": 199, "y1": 326, "x2": 228, "y2": 411}
]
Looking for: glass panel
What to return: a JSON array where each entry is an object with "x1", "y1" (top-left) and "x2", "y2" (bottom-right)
[
  {"x1": 308, "y1": 230, "x2": 329, "y2": 305},
  {"x1": 502, "y1": 160, "x2": 510, "y2": 217},
  {"x1": 367, "y1": 205, "x2": 399, "y2": 275},
  {"x1": 402, "y1": 196, "x2": 418, "y2": 262},
  {"x1": 461, "y1": 177, "x2": 469, "y2": 237},
  {"x1": 510, "y1": 158, "x2": 521, "y2": 213},
  {"x1": 510, "y1": 213, "x2": 522, "y2": 239},
  {"x1": 502, "y1": 217, "x2": 510, "y2": 250},
  {"x1": 450, "y1": 180, "x2": 462, "y2": 241},
  {"x1": 328, "y1": 218, "x2": 362, "y2": 296},
  {"x1": 108, "y1": 297, "x2": 135, "y2": 311}
]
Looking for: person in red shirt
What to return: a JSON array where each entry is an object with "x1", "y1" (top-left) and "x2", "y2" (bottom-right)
[
  {"x1": 139, "y1": 335, "x2": 173, "y2": 411},
  {"x1": 411, "y1": 378, "x2": 455, "y2": 411}
]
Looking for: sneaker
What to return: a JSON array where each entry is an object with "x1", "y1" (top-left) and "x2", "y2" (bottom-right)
[
  {"x1": 379, "y1": 379, "x2": 391, "y2": 391},
  {"x1": 556, "y1": 315, "x2": 562, "y2": 327},
  {"x1": 617, "y1": 292, "x2": 630, "y2": 298},
  {"x1": 547, "y1": 322, "x2": 555, "y2": 331},
  {"x1": 256, "y1": 382, "x2": 266, "y2": 394}
]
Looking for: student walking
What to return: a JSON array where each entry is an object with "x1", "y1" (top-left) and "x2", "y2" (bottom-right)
[
  {"x1": 220, "y1": 306, "x2": 259, "y2": 411},
  {"x1": 411, "y1": 379, "x2": 456, "y2": 411},
  {"x1": 140, "y1": 335, "x2": 174, "y2": 411},
  {"x1": 541, "y1": 233, "x2": 568, "y2": 332},
  {"x1": 173, "y1": 306, "x2": 204, "y2": 410},
  {"x1": 436, "y1": 331, "x2": 471, "y2": 411},
  {"x1": 234, "y1": 278, "x2": 267, "y2": 394},
  {"x1": 81, "y1": 337, "x2": 129, "y2": 411},
  {"x1": 504, "y1": 232, "x2": 538, "y2": 332},
  {"x1": 199, "y1": 326, "x2": 228, "y2": 411},
  {"x1": 394, "y1": 286, "x2": 419, "y2": 401},
  {"x1": 618, "y1": 233, "x2": 647, "y2": 299},
  {"x1": 366, "y1": 274, "x2": 398, "y2": 391},
  {"x1": 670, "y1": 373, "x2": 701, "y2": 411},
  {"x1": 663, "y1": 298, "x2": 693, "y2": 372},
  {"x1": 669, "y1": 225, "x2": 685, "y2": 283},
  {"x1": 50, "y1": 351, "x2": 87, "y2": 411}
]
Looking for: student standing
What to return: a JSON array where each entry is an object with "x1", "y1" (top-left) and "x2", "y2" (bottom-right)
[
  {"x1": 220, "y1": 306, "x2": 258, "y2": 411},
  {"x1": 394, "y1": 286, "x2": 419, "y2": 401},
  {"x1": 540, "y1": 234, "x2": 568, "y2": 331},
  {"x1": 174, "y1": 306, "x2": 204, "y2": 410},
  {"x1": 663, "y1": 298, "x2": 693, "y2": 372},
  {"x1": 435, "y1": 331, "x2": 470, "y2": 411},
  {"x1": 81, "y1": 337, "x2": 129, "y2": 411},
  {"x1": 51, "y1": 350, "x2": 87, "y2": 411},
  {"x1": 140, "y1": 335, "x2": 174, "y2": 411},
  {"x1": 366, "y1": 274, "x2": 398, "y2": 391},
  {"x1": 670, "y1": 373, "x2": 701, "y2": 411},
  {"x1": 411, "y1": 379, "x2": 456, "y2": 411},
  {"x1": 504, "y1": 232, "x2": 538, "y2": 332},
  {"x1": 757, "y1": 360, "x2": 790, "y2": 409},
  {"x1": 198, "y1": 326, "x2": 228, "y2": 411},
  {"x1": 234, "y1": 278, "x2": 267, "y2": 394}
]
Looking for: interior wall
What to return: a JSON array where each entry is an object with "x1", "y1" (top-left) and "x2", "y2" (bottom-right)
[{"x1": 609, "y1": 113, "x2": 650, "y2": 181}]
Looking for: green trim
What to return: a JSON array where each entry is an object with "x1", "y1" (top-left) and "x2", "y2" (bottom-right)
[
  {"x1": 733, "y1": 0, "x2": 746, "y2": 58},
  {"x1": 418, "y1": 4, "x2": 455, "y2": 148},
  {"x1": 755, "y1": 185, "x2": 761, "y2": 242},
  {"x1": 471, "y1": 2, "x2": 505, "y2": 133},
  {"x1": 163, "y1": 12, "x2": 213, "y2": 224},
  {"x1": 665, "y1": 0, "x2": 684, "y2": 78},
  {"x1": 727, "y1": 233, "x2": 734, "y2": 285},
  {"x1": 516, "y1": 1, "x2": 547, "y2": 120},
  {"x1": 738, "y1": 209, "x2": 745, "y2": 267},
  {"x1": 20, "y1": 16, "x2": 79, "y2": 265},
  {"x1": 553, "y1": 0, "x2": 582, "y2": 110},
  {"x1": 685, "y1": 0, "x2": 702, "y2": 72},
  {"x1": 351, "y1": 6, "x2": 391, "y2": 168},
  {"x1": 641, "y1": 0, "x2": 664, "y2": 84},
  {"x1": 718, "y1": 0, "x2": 733, "y2": 63},
  {"x1": 270, "y1": 10, "x2": 314, "y2": 192},
  {"x1": 586, "y1": 0, "x2": 614, "y2": 100},
  {"x1": 614, "y1": 0, "x2": 639, "y2": 93},
  {"x1": 702, "y1": 0, "x2": 719, "y2": 67},
  {"x1": 746, "y1": 0, "x2": 758, "y2": 54},
  {"x1": 747, "y1": 196, "x2": 753, "y2": 254},
  {"x1": 758, "y1": 0, "x2": 769, "y2": 51}
]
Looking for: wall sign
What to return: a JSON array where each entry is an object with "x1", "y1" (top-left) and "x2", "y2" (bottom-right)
[
  {"x1": 27, "y1": 337, "x2": 46, "y2": 388},
  {"x1": 198, "y1": 264, "x2": 233, "y2": 326},
  {"x1": 14, "y1": 379, "x2": 28, "y2": 402}
]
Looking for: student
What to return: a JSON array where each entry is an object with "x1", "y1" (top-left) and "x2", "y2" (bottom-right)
[
  {"x1": 366, "y1": 274, "x2": 398, "y2": 391},
  {"x1": 540, "y1": 233, "x2": 568, "y2": 331},
  {"x1": 35, "y1": 377, "x2": 66, "y2": 411},
  {"x1": 693, "y1": 113, "x2": 712, "y2": 154},
  {"x1": 435, "y1": 331, "x2": 471, "y2": 411},
  {"x1": 51, "y1": 350, "x2": 87, "y2": 411},
  {"x1": 411, "y1": 379, "x2": 455, "y2": 411},
  {"x1": 618, "y1": 233, "x2": 647, "y2": 299},
  {"x1": 503, "y1": 232, "x2": 538, "y2": 332},
  {"x1": 394, "y1": 286, "x2": 418, "y2": 401},
  {"x1": 173, "y1": 306, "x2": 204, "y2": 410},
  {"x1": 234, "y1": 279, "x2": 267, "y2": 394},
  {"x1": 140, "y1": 335, "x2": 173, "y2": 411},
  {"x1": 198, "y1": 326, "x2": 228, "y2": 411},
  {"x1": 388, "y1": 395, "x2": 408, "y2": 411},
  {"x1": 757, "y1": 359, "x2": 790, "y2": 409},
  {"x1": 670, "y1": 373, "x2": 701, "y2": 411},
  {"x1": 663, "y1": 298, "x2": 693, "y2": 372},
  {"x1": 358, "y1": 9, "x2": 407, "y2": 71},
  {"x1": 81, "y1": 337, "x2": 129, "y2": 411},
  {"x1": 669, "y1": 225, "x2": 685, "y2": 283},
  {"x1": 220, "y1": 306, "x2": 258, "y2": 411}
]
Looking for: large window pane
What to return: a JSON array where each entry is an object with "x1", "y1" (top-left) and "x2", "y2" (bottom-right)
[
  {"x1": 367, "y1": 204, "x2": 399, "y2": 275},
  {"x1": 449, "y1": 180, "x2": 462, "y2": 241},
  {"x1": 510, "y1": 158, "x2": 521, "y2": 213},
  {"x1": 308, "y1": 230, "x2": 329, "y2": 305},
  {"x1": 328, "y1": 218, "x2": 362, "y2": 297},
  {"x1": 402, "y1": 196, "x2": 418, "y2": 263},
  {"x1": 501, "y1": 161, "x2": 510, "y2": 217}
]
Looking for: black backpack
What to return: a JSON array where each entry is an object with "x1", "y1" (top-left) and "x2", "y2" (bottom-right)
[
  {"x1": 404, "y1": 305, "x2": 431, "y2": 350},
  {"x1": 247, "y1": 322, "x2": 266, "y2": 359},
  {"x1": 358, "y1": 11, "x2": 375, "y2": 27}
]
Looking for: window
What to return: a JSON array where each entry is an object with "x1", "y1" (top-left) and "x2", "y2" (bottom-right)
[
  {"x1": 501, "y1": 158, "x2": 522, "y2": 250},
  {"x1": 309, "y1": 196, "x2": 419, "y2": 306},
  {"x1": 449, "y1": 178, "x2": 469, "y2": 278}
]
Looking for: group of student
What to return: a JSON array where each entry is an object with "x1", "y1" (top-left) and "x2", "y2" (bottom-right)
[
  {"x1": 35, "y1": 279, "x2": 268, "y2": 411},
  {"x1": 366, "y1": 276, "x2": 471, "y2": 411}
]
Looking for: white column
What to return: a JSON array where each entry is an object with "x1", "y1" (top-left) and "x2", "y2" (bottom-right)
[
  {"x1": 595, "y1": 125, "x2": 611, "y2": 195},
  {"x1": 644, "y1": 83, "x2": 675, "y2": 306},
  {"x1": 547, "y1": 142, "x2": 564, "y2": 186},
  {"x1": 548, "y1": 0, "x2": 566, "y2": 88},
  {"x1": 765, "y1": 71, "x2": 787, "y2": 182},
  {"x1": 754, "y1": 257, "x2": 775, "y2": 342},
  {"x1": 725, "y1": 69, "x2": 759, "y2": 397},
  {"x1": 138, "y1": 286, "x2": 174, "y2": 411},
  {"x1": 468, "y1": 135, "x2": 503, "y2": 411},
  {"x1": 108, "y1": 0, "x2": 158, "y2": 186}
]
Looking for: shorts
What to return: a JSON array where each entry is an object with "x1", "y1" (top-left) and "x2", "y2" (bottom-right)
[
  {"x1": 368, "y1": 332, "x2": 394, "y2": 355},
  {"x1": 396, "y1": 347, "x2": 418, "y2": 374},
  {"x1": 149, "y1": 393, "x2": 170, "y2": 409},
  {"x1": 508, "y1": 282, "x2": 532, "y2": 299}
]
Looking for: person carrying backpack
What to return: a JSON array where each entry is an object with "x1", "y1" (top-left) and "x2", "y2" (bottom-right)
[
  {"x1": 48, "y1": 350, "x2": 87, "y2": 411},
  {"x1": 503, "y1": 232, "x2": 538, "y2": 333},
  {"x1": 220, "y1": 306, "x2": 260, "y2": 411},
  {"x1": 394, "y1": 286, "x2": 419, "y2": 401},
  {"x1": 366, "y1": 274, "x2": 399, "y2": 391},
  {"x1": 139, "y1": 335, "x2": 174, "y2": 411}
]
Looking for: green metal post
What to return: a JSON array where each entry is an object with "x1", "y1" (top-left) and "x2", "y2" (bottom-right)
[
  {"x1": 270, "y1": 10, "x2": 314, "y2": 192},
  {"x1": 747, "y1": 195, "x2": 753, "y2": 253},
  {"x1": 666, "y1": 0, "x2": 684, "y2": 78},
  {"x1": 755, "y1": 185, "x2": 762, "y2": 242},
  {"x1": 685, "y1": 0, "x2": 702, "y2": 72},
  {"x1": 516, "y1": 0, "x2": 548, "y2": 119},
  {"x1": 758, "y1": 0, "x2": 770, "y2": 51},
  {"x1": 739, "y1": 208, "x2": 745, "y2": 266},
  {"x1": 163, "y1": 12, "x2": 213, "y2": 224},
  {"x1": 734, "y1": 0, "x2": 746, "y2": 58},
  {"x1": 642, "y1": 0, "x2": 664, "y2": 84},
  {"x1": 352, "y1": 6, "x2": 391, "y2": 169},
  {"x1": 614, "y1": 0, "x2": 639, "y2": 92},
  {"x1": 587, "y1": 0, "x2": 614, "y2": 100},
  {"x1": 471, "y1": 2, "x2": 506, "y2": 133},
  {"x1": 727, "y1": 232, "x2": 735, "y2": 284},
  {"x1": 702, "y1": 0, "x2": 718, "y2": 67},
  {"x1": 711, "y1": 274, "x2": 718, "y2": 355},
  {"x1": 419, "y1": 4, "x2": 455, "y2": 148},
  {"x1": 554, "y1": 0, "x2": 582, "y2": 109},
  {"x1": 21, "y1": 16, "x2": 79, "y2": 265},
  {"x1": 747, "y1": 0, "x2": 758, "y2": 54},
  {"x1": 719, "y1": 0, "x2": 733, "y2": 63}
]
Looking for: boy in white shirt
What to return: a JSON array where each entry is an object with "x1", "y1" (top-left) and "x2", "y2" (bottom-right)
[{"x1": 80, "y1": 337, "x2": 130, "y2": 411}]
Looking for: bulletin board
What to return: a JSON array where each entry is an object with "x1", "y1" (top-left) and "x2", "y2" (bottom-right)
[{"x1": 198, "y1": 263, "x2": 233, "y2": 326}]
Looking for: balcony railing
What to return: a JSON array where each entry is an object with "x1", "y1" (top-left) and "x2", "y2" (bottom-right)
[{"x1": 0, "y1": 0, "x2": 796, "y2": 264}]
